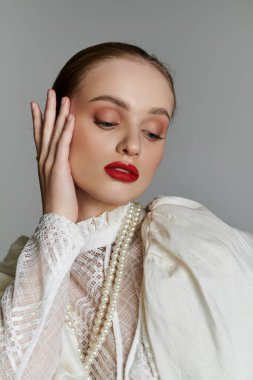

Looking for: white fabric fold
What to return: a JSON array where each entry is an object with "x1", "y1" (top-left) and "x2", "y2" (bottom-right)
[{"x1": 140, "y1": 195, "x2": 253, "y2": 380}]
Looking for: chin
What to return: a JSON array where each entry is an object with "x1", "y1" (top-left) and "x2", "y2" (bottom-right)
[
  {"x1": 95, "y1": 192, "x2": 138, "y2": 206},
  {"x1": 74, "y1": 175, "x2": 148, "y2": 206},
  {"x1": 85, "y1": 186, "x2": 143, "y2": 206}
]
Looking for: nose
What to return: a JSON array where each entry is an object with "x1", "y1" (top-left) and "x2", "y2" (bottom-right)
[{"x1": 116, "y1": 129, "x2": 141, "y2": 157}]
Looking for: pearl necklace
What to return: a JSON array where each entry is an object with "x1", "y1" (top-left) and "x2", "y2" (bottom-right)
[{"x1": 65, "y1": 201, "x2": 143, "y2": 377}]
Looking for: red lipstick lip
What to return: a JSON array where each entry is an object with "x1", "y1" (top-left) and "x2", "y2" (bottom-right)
[{"x1": 104, "y1": 161, "x2": 139, "y2": 177}]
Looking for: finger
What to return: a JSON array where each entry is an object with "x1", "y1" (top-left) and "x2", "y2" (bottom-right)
[
  {"x1": 31, "y1": 101, "x2": 43, "y2": 157},
  {"x1": 54, "y1": 114, "x2": 75, "y2": 165},
  {"x1": 43, "y1": 88, "x2": 56, "y2": 125},
  {"x1": 40, "y1": 89, "x2": 57, "y2": 162},
  {"x1": 30, "y1": 102, "x2": 46, "y2": 208},
  {"x1": 47, "y1": 97, "x2": 70, "y2": 165}
]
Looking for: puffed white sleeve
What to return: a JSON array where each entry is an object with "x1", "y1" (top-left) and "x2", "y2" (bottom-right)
[
  {"x1": 140, "y1": 195, "x2": 253, "y2": 380},
  {"x1": 0, "y1": 213, "x2": 86, "y2": 380}
]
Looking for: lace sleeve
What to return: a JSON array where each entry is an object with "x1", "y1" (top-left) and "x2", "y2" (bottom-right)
[{"x1": 0, "y1": 213, "x2": 85, "y2": 380}]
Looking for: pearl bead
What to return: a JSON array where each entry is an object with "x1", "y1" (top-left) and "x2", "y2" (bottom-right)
[
  {"x1": 104, "y1": 319, "x2": 112, "y2": 328},
  {"x1": 92, "y1": 326, "x2": 99, "y2": 334},
  {"x1": 111, "y1": 290, "x2": 118, "y2": 299},
  {"x1": 118, "y1": 262, "x2": 124, "y2": 269},
  {"x1": 115, "y1": 275, "x2": 122, "y2": 282},
  {"x1": 98, "y1": 311, "x2": 104, "y2": 318},
  {"x1": 110, "y1": 258, "x2": 117, "y2": 267},
  {"x1": 93, "y1": 348, "x2": 98, "y2": 357},
  {"x1": 94, "y1": 319, "x2": 101, "y2": 328},
  {"x1": 122, "y1": 227, "x2": 129, "y2": 234},
  {"x1": 108, "y1": 267, "x2": 116, "y2": 276},
  {"x1": 64, "y1": 202, "x2": 143, "y2": 371},
  {"x1": 98, "y1": 335, "x2": 106, "y2": 344},
  {"x1": 102, "y1": 291, "x2": 109, "y2": 300},
  {"x1": 107, "y1": 312, "x2": 114, "y2": 319}
]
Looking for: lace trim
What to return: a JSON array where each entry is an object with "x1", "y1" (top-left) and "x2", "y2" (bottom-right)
[
  {"x1": 76, "y1": 203, "x2": 132, "y2": 237},
  {"x1": 129, "y1": 334, "x2": 157, "y2": 379}
]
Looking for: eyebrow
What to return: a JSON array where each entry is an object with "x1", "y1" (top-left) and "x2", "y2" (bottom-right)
[{"x1": 88, "y1": 94, "x2": 171, "y2": 122}]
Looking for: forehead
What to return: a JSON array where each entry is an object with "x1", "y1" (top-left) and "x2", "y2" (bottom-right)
[{"x1": 77, "y1": 58, "x2": 174, "y2": 112}]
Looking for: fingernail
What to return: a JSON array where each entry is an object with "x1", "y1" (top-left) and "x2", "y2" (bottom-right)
[
  {"x1": 61, "y1": 97, "x2": 66, "y2": 105},
  {"x1": 31, "y1": 102, "x2": 36, "y2": 111},
  {"x1": 48, "y1": 89, "x2": 53, "y2": 98}
]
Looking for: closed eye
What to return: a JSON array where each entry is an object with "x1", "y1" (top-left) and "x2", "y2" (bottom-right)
[
  {"x1": 94, "y1": 119, "x2": 165, "y2": 141},
  {"x1": 94, "y1": 119, "x2": 117, "y2": 129},
  {"x1": 143, "y1": 131, "x2": 165, "y2": 140}
]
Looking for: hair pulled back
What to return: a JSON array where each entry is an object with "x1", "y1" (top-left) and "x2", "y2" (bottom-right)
[{"x1": 52, "y1": 41, "x2": 177, "y2": 119}]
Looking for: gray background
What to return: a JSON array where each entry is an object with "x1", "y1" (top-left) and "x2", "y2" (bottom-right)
[{"x1": 0, "y1": 0, "x2": 252, "y2": 260}]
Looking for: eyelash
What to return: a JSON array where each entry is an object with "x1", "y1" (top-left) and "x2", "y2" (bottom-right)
[{"x1": 94, "y1": 119, "x2": 165, "y2": 141}]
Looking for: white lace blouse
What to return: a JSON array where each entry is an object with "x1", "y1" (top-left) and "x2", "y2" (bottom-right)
[{"x1": 1, "y1": 195, "x2": 253, "y2": 380}]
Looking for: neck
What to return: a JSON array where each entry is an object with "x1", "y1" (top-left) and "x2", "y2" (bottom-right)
[{"x1": 75, "y1": 186, "x2": 130, "y2": 223}]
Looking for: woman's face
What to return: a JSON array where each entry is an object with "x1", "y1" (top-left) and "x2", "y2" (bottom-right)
[{"x1": 69, "y1": 57, "x2": 174, "y2": 218}]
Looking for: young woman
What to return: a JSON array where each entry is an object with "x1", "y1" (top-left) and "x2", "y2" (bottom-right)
[{"x1": 0, "y1": 42, "x2": 253, "y2": 380}]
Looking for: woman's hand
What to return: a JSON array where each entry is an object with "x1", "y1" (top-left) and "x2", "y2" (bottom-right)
[{"x1": 31, "y1": 88, "x2": 79, "y2": 223}]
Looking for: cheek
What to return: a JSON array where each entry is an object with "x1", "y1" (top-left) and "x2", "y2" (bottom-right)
[
  {"x1": 69, "y1": 124, "x2": 111, "y2": 171},
  {"x1": 142, "y1": 145, "x2": 165, "y2": 176},
  {"x1": 71, "y1": 122, "x2": 94, "y2": 153}
]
